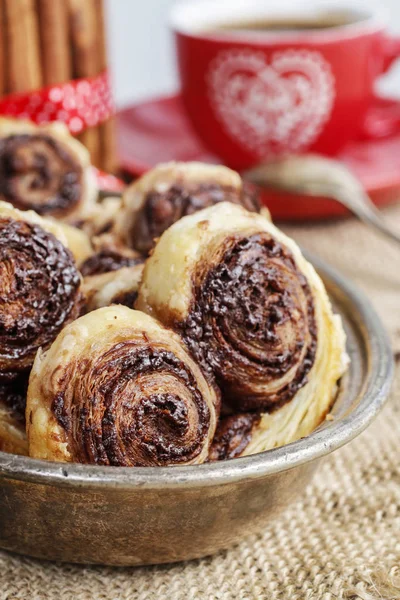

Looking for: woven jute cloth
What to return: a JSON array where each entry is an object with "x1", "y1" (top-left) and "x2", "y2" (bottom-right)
[{"x1": 1, "y1": 206, "x2": 400, "y2": 600}]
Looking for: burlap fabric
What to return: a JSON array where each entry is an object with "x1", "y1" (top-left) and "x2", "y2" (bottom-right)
[{"x1": 1, "y1": 206, "x2": 400, "y2": 599}]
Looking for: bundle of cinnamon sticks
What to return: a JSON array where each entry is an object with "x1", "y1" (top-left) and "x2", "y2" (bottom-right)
[{"x1": 0, "y1": 0, "x2": 116, "y2": 172}]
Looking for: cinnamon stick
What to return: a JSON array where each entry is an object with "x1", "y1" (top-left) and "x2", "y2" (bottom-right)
[
  {"x1": 37, "y1": 0, "x2": 71, "y2": 86},
  {"x1": 0, "y1": 0, "x2": 7, "y2": 96},
  {"x1": 95, "y1": 0, "x2": 117, "y2": 172},
  {"x1": 5, "y1": 0, "x2": 42, "y2": 92},
  {"x1": 68, "y1": 0, "x2": 100, "y2": 166}
]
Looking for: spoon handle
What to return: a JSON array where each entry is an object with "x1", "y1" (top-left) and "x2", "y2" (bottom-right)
[
  {"x1": 298, "y1": 180, "x2": 400, "y2": 247},
  {"x1": 252, "y1": 176, "x2": 400, "y2": 247},
  {"x1": 334, "y1": 186, "x2": 400, "y2": 246},
  {"x1": 245, "y1": 153, "x2": 400, "y2": 247}
]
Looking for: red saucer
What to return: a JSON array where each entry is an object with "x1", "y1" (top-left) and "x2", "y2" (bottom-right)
[{"x1": 117, "y1": 94, "x2": 400, "y2": 220}]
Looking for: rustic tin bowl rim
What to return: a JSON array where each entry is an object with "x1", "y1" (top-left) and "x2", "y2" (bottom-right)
[{"x1": 0, "y1": 255, "x2": 393, "y2": 490}]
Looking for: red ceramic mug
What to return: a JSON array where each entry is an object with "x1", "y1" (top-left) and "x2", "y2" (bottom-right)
[{"x1": 171, "y1": 0, "x2": 400, "y2": 171}]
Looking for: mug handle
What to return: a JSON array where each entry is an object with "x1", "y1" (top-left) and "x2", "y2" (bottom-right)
[{"x1": 360, "y1": 35, "x2": 400, "y2": 140}]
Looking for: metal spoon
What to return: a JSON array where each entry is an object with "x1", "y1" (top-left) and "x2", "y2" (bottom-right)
[{"x1": 245, "y1": 154, "x2": 400, "y2": 246}]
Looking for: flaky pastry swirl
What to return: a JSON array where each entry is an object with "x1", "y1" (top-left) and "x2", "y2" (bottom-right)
[
  {"x1": 113, "y1": 162, "x2": 268, "y2": 254},
  {"x1": 137, "y1": 203, "x2": 348, "y2": 452},
  {"x1": 0, "y1": 202, "x2": 83, "y2": 381},
  {"x1": 27, "y1": 306, "x2": 219, "y2": 466},
  {"x1": 0, "y1": 118, "x2": 97, "y2": 223}
]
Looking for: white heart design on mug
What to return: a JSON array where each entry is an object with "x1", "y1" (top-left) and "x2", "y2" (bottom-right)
[{"x1": 208, "y1": 49, "x2": 335, "y2": 158}]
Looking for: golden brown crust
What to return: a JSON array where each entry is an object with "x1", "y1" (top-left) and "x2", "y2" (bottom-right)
[{"x1": 27, "y1": 307, "x2": 219, "y2": 466}]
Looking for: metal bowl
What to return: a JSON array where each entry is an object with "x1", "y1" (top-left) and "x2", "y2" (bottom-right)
[{"x1": 0, "y1": 256, "x2": 393, "y2": 566}]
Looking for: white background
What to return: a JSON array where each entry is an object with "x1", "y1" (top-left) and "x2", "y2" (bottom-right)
[{"x1": 105, "y1": 0, "x2": 400, "y2": 108}]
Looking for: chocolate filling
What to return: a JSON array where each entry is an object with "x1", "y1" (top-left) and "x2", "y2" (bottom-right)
[
  {"x1": 111, "y1": 289, "x2": 139, "y2": 308},
  {"x1": 208, "y1": 412, "x2": 260, "y2": 461},
  {"x1": 180, "y1": 233, "x2": 317, "y2": 412},
  {"x1": 51, "y1": 344, "x2": 211, "y2": 466},
  {"x1": 0, "y1": 133, "x2": 83, "y2": 217},
  {"x1": 0, "y1": 217, "x2": 82, "y2": 378},
  {"x1": 0, "y1": 374, "x2": 29, "y2": 424},
  {"x1": 241, "y1": 181, "x2": 262, "y2": 212},
  {"x1": 81, "y1": 249, "x2": 144, "y2": 277},
  {"x1": 131, "y1": 182, "x2": 261, "y2": 254}
]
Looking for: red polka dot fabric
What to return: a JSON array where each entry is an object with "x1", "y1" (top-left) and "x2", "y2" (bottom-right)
[{"x1": 0, "y1": 71, "x2": 115, "y2": 133}]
